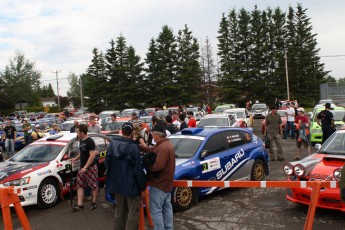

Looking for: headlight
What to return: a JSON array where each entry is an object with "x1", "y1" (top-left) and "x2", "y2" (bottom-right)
[
  {"x1": 311, "y1": 129, "x2": 322, "y2": 134},
  {"x1": 294, "y1": 165, "x2": 305, "y2": 177},
  {"x1": 3, "y1": 177, "x2": 30, "y2": 187},
  {"x1": 283, "y1": 164, "x2": 294, "y2": 176},
  {"x1": 333, "y1": 168, "x2": 342, "y2": 181}
]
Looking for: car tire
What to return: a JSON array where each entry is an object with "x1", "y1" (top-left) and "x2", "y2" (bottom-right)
[
  {"x1": 251, "y1": 159, "x2": 266, "y2": 181},
  {"x1": 172, "y1": 185, "x2": 197, "y2": 212},
  {"x1": 37, "y1": 178, "x2": 59, "y2": 209}
]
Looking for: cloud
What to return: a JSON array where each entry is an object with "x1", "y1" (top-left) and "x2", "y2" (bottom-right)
[{"x1": 1, "y1": 0, "x2": 345, "y2": 95}]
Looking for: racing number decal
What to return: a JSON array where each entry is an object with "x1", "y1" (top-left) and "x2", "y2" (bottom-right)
[{"x1": 200, "y1": 157, "x2": 221, "y2": 174}]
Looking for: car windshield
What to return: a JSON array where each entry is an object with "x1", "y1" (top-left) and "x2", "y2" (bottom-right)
[
  {"x1": 99, "y1": 113, "x2": 112, "y2": 118},
  {"x1": 214, "y1": 107, "x2": 228, "y2": 113},
  {"x1": 198, "y1": 118, "x2": 228, "y2": 127},
  {"x1": 319, "y1": 131, "x2": 345, "y2": 155},
  {"x1": 59, "y1": 123, "x2": 74, "y2": 131},
  {"x1": 252, "y1": 104, "x2": 266, "y2": 109},
  {"x1": 170, "y1": 138, "x2": 202, "y2": 159},
  {"x1": 10, "y1": 144, "x2": 64, "y2": 162},
  {"x1": 229, "y1": 111, "x2": 244, "y2": 118},
  {"x1": 332, "y1": 111, "x2": 345, "y2": 121},
  {"x1": 101, "y1": 122, "x2": 123, "y2": 131}
]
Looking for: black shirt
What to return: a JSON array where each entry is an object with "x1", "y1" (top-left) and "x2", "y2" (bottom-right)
[
  {"x1": 79, "y1": 137, "x2": 96, "y2": 168},
  {"x1": 180, "y1": 121, "x2": 188, "y2": 131},
  {"x1": 4, "y1": 125, "x2": 16, "y2": 139},
  {"x1": 317, "y1": 109, "x2": 333, "y2": 127}
]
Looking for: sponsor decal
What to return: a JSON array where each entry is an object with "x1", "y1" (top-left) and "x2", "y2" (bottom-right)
[
  {"x1": 23, "y1": 185, "x2": 38, "y2": 191},
  {"x1": 182, "y1": 161, "x2": 195, "y2": 167},
  {"x1": 252, "y1": 134, "x2": 258, "y2": 144},
  {"x1": 56, "y1": 160, "x2": 63, "y2": 168},
  {"x1": 37, "y1": 169, "x2": 51, "y2": 176},
  {"x1": 99, "y1": 150, "x2": 106, "y2": 158},
  {"x1": 226, "y1": 134, "x2": 242, "y2": 143},
  {"x1": 25, "y1": 192, "x2": 36, "y2": 199},
  {"x1": 216, "y1": 149, "x2": 245, "y2": 180},
  {"x1": 200, "y1": 158, "x2": 221, "y2": 174}
]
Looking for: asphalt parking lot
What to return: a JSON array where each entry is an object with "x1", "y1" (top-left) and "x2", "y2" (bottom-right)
[{"x1": 1, "y1": 118, "x2": 345, "y2": 230}]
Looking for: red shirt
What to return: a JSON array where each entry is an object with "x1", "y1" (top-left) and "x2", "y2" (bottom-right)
[
  {"x1": 295, "y1": 115, "x2": 308, "y2": 125},
  {"x1": 188, "y1": 118, "x2": 197, "y2": 127}
]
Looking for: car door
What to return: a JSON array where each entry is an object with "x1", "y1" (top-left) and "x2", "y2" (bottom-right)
[
  {"x1": 90, "y1": 135, "x2": 110, "y2": 180},
  {"x1": 222, "y1": 130, "x2": 252, "y2": 180},
  {"x1": 197, "y1": 132, "x2": 228, "y2": 194}
]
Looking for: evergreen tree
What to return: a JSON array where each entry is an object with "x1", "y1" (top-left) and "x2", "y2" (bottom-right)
[
  {"x1": 84, "y1": 48, "x2": 108, "y2": 113},
  {"x1": 67, "y1": 73, "x2": 80, "y2": 97},
  {"x1": 176, "y1": 25, "x2": 201, "y2": 106},
  {"x1": 144, "y1": 39, "x2": 160, "y2": 106},
  {"x1": 47, "y1": 83, "x2": 55, "y2": 97}
]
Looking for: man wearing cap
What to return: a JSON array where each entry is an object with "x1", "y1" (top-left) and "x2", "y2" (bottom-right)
[
  {"x1": 105, "y1": 122, "x2": 146, "y2": 229},
  {"x1": 264, "y1": 106, "x2": 284, "y2": 161},
  {"x1": 316, "y1": 102, "x2": 335, "y2": 144},
  {"x1": 283, "y1": 103, "x2": 295, "y2": 139},
  {"x1": 140, "y1": 120, "x2": 175, "y2": 230},
  {"x1": 294, "y1": 108, "x2": 310, "y2": 160}
]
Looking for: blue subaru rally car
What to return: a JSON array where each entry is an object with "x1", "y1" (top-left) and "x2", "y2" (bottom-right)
[{"x1": 169, "y1": 128, "x2": 269, "y2": 211}]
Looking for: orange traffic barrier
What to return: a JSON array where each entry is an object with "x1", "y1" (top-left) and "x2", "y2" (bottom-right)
[
  {"x1": 139, "y1": 180, "x2": 337, "y2": 229},
  {"x1": 173, "y1": 180, "x2": 338, "y2": 230},
  {"x1": 139, "y1": 187, "x2": 153, "y2": 230},
  {"x1": 0, "y1": 187, "x2": 32, "y2": 230}
]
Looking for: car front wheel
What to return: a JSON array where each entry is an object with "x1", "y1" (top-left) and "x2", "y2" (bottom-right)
[
  {"x1": 37, "y1": 178, "x2": 59, "y2": 209},
  {"x1": 251, "y1": 159, "x2": 266, "y2": 181},
  {"x1": 172, "y1": 186, "x2": 197, "y2": 212}
]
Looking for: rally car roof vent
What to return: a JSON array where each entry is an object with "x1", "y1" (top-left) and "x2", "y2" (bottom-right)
[
  {"x1": 46, "y1": 134, "x2": 64, "y2": 141},
  {"x1": 181, "y1": 128, "x2": 204, "y2": 135}
]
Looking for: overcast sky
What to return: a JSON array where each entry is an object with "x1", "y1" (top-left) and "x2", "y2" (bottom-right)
[{"x1": 1, "y1": 0, "x2": 344, "y2": 96}]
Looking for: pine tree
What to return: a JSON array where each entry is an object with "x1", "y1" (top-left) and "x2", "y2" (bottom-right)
[{"x1": 176, "y1": 25, "x2": 201, "y2": 106}]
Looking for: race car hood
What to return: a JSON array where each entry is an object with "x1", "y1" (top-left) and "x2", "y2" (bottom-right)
[
  {"x1": 0, "y1": 161, "x2": 49, "y2": 183},
  {"x1": 308, "y1": 155, "x2": 345, "y2": 180}
]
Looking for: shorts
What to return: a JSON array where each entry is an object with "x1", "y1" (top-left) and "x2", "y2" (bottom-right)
[
  {"x1": 76, "y1": 164, "x2": 98, "y2": 189},
  {"x1": 296, "y1": 137, "x2": 310, "y2": 148}
]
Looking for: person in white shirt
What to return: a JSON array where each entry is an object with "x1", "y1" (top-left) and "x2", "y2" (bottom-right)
[{"x1": 283, "y1": 103, "x2": 296, "y2": 139}]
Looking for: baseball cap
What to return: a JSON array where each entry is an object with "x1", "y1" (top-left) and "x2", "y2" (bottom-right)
[
  {"x1": 35, "y1": 124, "x2": 40, "y2": 128},
  {"x1": 122, "y1": 122, "x2": 133, "y2": 131},
  {"x1": 297, "y1": 108, "x2": 305, "y2": 113},
  {"x1": 152, "y1": 120, "x2": 166, "y2": 133},
  {"x1": 132, "y1": 111, "x2": 137, "y2": 116}
]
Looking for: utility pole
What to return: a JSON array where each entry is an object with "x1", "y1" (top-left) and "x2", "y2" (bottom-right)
[
  {"x1": 52, "y1": 70, "x2": 61, "y2": 111},
  {"x1": 284, "y1": 51, "x2": 290, "y2": 101}
]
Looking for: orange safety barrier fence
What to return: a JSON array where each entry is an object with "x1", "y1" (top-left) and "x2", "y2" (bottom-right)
[
  {"x1": 0, "y1": 187, "x2": 32, "y2": 230},
  {"x1": 139, "y1": 180, "x2": 339, "y2": 230}
]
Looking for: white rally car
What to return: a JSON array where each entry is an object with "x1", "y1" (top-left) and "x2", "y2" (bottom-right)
[{"x1": 0, "y1": 133, "x2": 111, "y2": 208}]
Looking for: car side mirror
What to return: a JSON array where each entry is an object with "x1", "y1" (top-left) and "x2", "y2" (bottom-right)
[{"x1": 200, "y1": 150, "x2": 208, "y2": 159}]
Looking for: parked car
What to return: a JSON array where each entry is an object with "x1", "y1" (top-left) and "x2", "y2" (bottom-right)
[
  {"x1": 214, "y1": 104, "x2": 236, "y2": 113},
  {"x1": 224, "y1": 108, "x2": 252, "y2": 127},
  {"x1": 0, "y1": 133, "x2": 112, "y2": 208},
  {"x1": 169, "y1": 127, "x2": 269, "y2": 211},
  {"x1": 99, "y1": 110, "x2": 120, "y2": 126},
  {"x1": 250, "y1": 103, "x2": 269, "y2": 119},
  {"x1": 144, "y1": 107, "x2": 161, "y2": 116},
  {"x1": 120, "y1": 109, "x2": 140, "y2": 118},
  {"x1": 261, "y1": 110, "x2": 288, "y2": 134},
  {"x1": 197, "y1": 114, "x2": 238, "y2": 128},
  {"x1": 310, "y1": 106, "x2": 345, "y2": 146},
  {"x1": 154, "y1": 110, "x2": 170, "y2": 119},
  {"x1": 283, "y1": 126, "x2": 345, "y2": 211}
]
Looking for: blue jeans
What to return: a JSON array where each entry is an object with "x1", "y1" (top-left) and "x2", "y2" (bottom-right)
[
  {"x1": 5, "y1": 139, "x2": 15, "y2": 157},
  {"x1": 284, "y1": 121, "x2": 295, "y2": 139},
  {"x1": 149, "y1": 187, "x2": 173, "y2": 230}
]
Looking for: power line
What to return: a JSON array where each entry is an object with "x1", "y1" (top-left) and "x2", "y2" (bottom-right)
[{"x1": 320, "y1": 55, "x2": 345, "y2": 58}]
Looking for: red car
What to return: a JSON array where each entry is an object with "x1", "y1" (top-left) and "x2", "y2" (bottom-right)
[
  {"x1": 283, "y1": 126, "x2": 345, "y2": 211},
  {"x1": 144, "y1": 107, "x2": 161, "y2": 116},
  {"x1": 261, "y1": 109, "x2": 287, "y2": 134}
]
